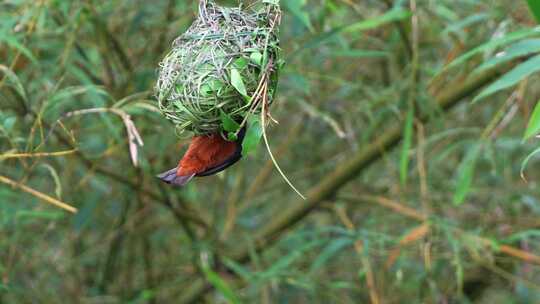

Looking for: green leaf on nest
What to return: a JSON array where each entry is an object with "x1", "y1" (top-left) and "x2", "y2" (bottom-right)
[
  {"x1": 233, "y1": 57, "x2": 248, "y2": 69},
  {"x1": 250, "y1": 52, "x2": 263, "y2": 66},
  {"x1": 220, "y1": 110, "x2": 240, "y2": 132},
  {"x1": 201, "y1": 80, "x2": 225, "y2": 97},
  {"x1": 230, "y1": 68, "x2": 249, "y2": 99},
  {"x1": 242, "y1": 118, "x2": 263, "y2": 154}
]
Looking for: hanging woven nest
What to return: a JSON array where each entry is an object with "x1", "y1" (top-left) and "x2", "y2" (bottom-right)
[{"x1": 155, "y1": 0, "x2": 282, "y2": 136}]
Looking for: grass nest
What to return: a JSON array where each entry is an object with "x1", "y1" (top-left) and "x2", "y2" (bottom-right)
[{"x1": 156, "y1": 0, "x2": 282, "y2": 137}]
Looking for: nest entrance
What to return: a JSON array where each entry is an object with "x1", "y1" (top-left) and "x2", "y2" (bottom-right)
[{"x1": 156, "y1": 0, "x2": 281, "y2": 136}]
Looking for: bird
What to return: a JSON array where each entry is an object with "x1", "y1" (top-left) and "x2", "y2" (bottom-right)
[{"x1": 157, "y1": 127, "x2": 246, "y2": 186}]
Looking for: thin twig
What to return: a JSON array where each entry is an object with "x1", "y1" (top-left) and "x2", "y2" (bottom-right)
[
  {"x1": 241, "y1": 119, "x2": 304, "y2": 207},
  {"x1": 0, "y1": 149, "x2": 78, "y2": 160},
  {"x1": 0, "y1": 175, "x2": 77, "y2": 213},
  {"x1": 261, "y1": 81, "x2": 306, "y2": 200}
]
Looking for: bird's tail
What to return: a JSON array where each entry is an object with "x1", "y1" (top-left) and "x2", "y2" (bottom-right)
[{"x1": 156, "y1": 167, "x2": 195, "y2": 186}]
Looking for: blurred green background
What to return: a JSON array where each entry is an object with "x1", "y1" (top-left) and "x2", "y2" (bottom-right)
[{"x1": 2, "y1": 0, "x2": 540, "y2": 303}]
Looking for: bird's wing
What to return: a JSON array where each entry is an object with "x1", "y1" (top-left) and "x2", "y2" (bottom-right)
[{"x1": 196, "y1": 143, "x2": 242, "y2": 176}]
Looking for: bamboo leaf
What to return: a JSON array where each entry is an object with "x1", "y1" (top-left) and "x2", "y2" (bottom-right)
[
  {"x1": 454, "y1": 143, "x2": 482, "y2": 205},
  {"x1": 43, "y1": 85, "x2": 111, "y2": 118},
  {"x1": 222, "y1": 258, "x2": 253, "y2": 281},
  {"x1": 0, "y1": 33, "x2": 37, "y2": 64},
  {"x1": 16, "y1": 210, "x2": 64, "y2": 221},
  {"x1": 310, "y1": 238, "x2": 353, "y2": 273},
  {"x1": 344, "y1": 9, "x2": 412, "y2": 33},
  {"x1": 400, "y1": 105, "x2": 415, "y2": 185},
  {"x1": 282, "y1": 0, "x2": 313, "y2": 32},
  {"x1": 331, "y1": 50, "x2": 389, "y2": 58},
  {"x1": 0, "y1": 64, "x2": 28, "y2": 102},
  {"x1": 474, "y1": 39, "x2": 540, "y2": 74},
  {"x1": 528, "y1": 0, "x2": 540, "y2": 23},
  {"x1": 473, "y1": 55, "x2": 540, "y2": 102},
  {"x1": 201, "y1": 261, "x2": 242, "y2": 304},
  {"x1": 521, "y1": 146, "x2": 540, "y2": 181},
  {"x1": 443, "y1": 27, "x2": 540, "y2": 71},
  {"x1": 524, "y1": 99, "x2": 540, "y2": 140},
  {"x1": 3, "y1": 116, "x2": 17, "y2": 132},
  {"x1": 39, "y1": 164, "x2": 63, "y2": 199},
  {"x1": 296, "y1": 8, "x2": 411, "y2": 54},
  {"x1": 264, "y1": 240, "x2": 324, "y2": 277},
  {"x1": 443, "y1": 13, "x2": 490, "y2": 35}
]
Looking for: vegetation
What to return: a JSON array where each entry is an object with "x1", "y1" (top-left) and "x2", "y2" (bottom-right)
[{"x1": 1, "y1": 0, "x2": 540, "y2": 303}]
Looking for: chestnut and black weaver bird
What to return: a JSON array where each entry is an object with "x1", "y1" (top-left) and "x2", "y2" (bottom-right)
[{"x1": 157, "y1": 127, "x2": 246, "y2": 186}]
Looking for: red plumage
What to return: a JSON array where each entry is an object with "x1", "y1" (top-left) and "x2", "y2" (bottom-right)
[{"x1": 157, "y1": 128, "x2": 245, "y2": 186}]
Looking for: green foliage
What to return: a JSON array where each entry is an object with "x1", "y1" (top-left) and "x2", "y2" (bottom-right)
[
  {"x1": 2, "y1": 1, "x2": 540, "y2": 303},
  {"x1": 230, "y1": 68, "x2": 249, "y2": 99},
  {"x1": 201, "y1": 255, "x2": 242, "y2": 304},
  {"x1": 443, "y1": 27, "x2": 540, "y2": 71},
  {"x1": 220, "y1": 110, "x2": 241, "y2": 133},
  {"x1": 474, "y1": 55, "x2": 540, "y2": 102},
  {"x1": 453, "y1": 143, "x2": 482, "y2": 205},
  {"x1": 528, "y1": 0, "x2": 540, "y2": 23},
  {"x1": 282, "y1": 0, "x2": 313, "y2": 32},
  {"x1": 400, "y1": 104, "x2": 414, "y2": 185},
  {"x1": 474, "y1": 39, "x2": 540, "y2": 74},
  {"x1": 520, "y1": 145, "x2": 540, "y2": 179},
  {"x1": 344, "y1": 8, "x2": 412, "y2": 33},
  {"x1": 524, "y1": 99, "x2": 540, "y2": 139},
  {"x1": 0, "y1": 65, "x2": 28, "y2": 102},
  {"x1": 0, "y1": 33, "x2": 38, "y2": 65},
  {"x1": 241, "y1": 117, "x2": 263, "y2": 154}
]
